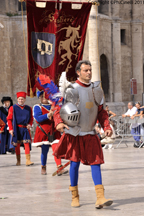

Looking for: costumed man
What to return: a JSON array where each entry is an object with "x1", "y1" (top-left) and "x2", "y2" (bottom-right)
[
  {"x1": 7, "y1": 92, "x2": 34, "y2": 166},
  {"x1": 33, "y1": 90, "x2": 68, "y2": 175},
  {"x1": 0, "y1": 97, "x2": 14, "y2": 154},
  {"x1": 53, "y1": 60, "x2": 113, "y2": 209}
]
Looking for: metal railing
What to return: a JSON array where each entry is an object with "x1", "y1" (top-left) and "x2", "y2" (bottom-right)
[{"x1": 112, "y1": 116, "x2": 144, "y2": 148}]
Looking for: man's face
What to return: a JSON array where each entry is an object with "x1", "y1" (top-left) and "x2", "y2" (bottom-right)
[
  {"x1": 135, "y1": 103, "x2": 140, "y2": 109},
  {"x1": 3, "y1": 100, "x2": 10, "y2": 108},
  {"x1": 105, "y1": 106, "x2": 109, "y2": 111},
  {"x1": 77, "y1": 64, "x2": 92, "y2": 83},
  {"x1": 128, "y1": 103, "x2": 132, "y2": 110},
  {"x1": 17, "y1": 97, "x2": 26, "y2": 106},
  {"x1": 39, "y1": 94, "x2": 48, "y2": 104}
]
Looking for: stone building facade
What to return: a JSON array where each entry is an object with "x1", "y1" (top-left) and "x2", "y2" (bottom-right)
[
  {"x1": 0, "y1": 0, "x2": 144, "y2": 113},
  {"x1": 97, "y1": 2, "x2": 144, "y2": 105}
]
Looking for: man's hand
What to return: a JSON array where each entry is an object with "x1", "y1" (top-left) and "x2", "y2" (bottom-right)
[
  {"x1": 104, "y1": 130, "x2": 112, "y2": 137},
  {"x1": 48, "y1": 110, "x2": 53, "y2": 118},
  {"x1": 122, "y1": 114, "x2": 126, "y2": 118},
  {"x1": 9, "y1": 130, "x2": 14, "y2": 136},
  {"x1": 131, "y1": 115, "x2": 135, "y2": 119},
  {"x1": 26, "y1": 124, "x2": 31, "y2": 130},
  {"x1": 56, "y1": 123, "x2": 69, "y2": 133},
  {"x1": 0, "y1": 130, "x2": 4, "y2": 134}
]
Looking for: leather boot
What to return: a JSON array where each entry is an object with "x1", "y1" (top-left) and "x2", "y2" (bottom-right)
[
  {"x1": 25, "y1": 154, "x2": 34, "y2": 166},
  {"x1": 69, "y1": 185, "x2": 80, "y2": 207},
  {"x1": 41, "y1": 165, "x2": 47, "y2": 175},
  {"x1": 16, "y1": 154, "x2": 21, "y2": 166},
  {"x1": 95, "y1": 185, "x2": 113, "y2": 209},
  {"x1": 57, "y1": 165, "x2": 68, "y2": 176}
]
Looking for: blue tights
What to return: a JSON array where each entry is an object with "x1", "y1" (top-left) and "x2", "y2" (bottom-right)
[
  {"x1": 69, "y1": 161, "x2": 102, "y2": 186},
  {"x1": 41, "y1": 145, "x2": 49, "y2": 166}
]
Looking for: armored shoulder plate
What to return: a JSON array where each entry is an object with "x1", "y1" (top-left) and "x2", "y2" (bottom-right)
[{"x1": 92, "y1": 81, "x2": 104, "y2": 105}]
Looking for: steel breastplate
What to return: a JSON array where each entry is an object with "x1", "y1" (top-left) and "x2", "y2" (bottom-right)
[{"x1": 72, "y1": 82, "x2": 103, "y2": 133}]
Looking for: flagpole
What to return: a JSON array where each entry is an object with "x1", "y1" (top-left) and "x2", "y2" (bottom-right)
[{"x1": 21, "y1": 0, "x2": 89, "y2": 4}]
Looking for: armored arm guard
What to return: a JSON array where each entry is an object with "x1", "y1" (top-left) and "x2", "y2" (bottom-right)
[{"x1": 92, "y1": 82, "x2": 111, "y2": 131}]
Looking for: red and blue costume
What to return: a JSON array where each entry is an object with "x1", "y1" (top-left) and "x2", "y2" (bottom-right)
[
  {"x1": 7, "y1": 92, "x2": 33, "y2": 166},
  {"x1": 33, "y1": 90, "x2": 68, "y2": 175},
  {"x1": 7, "y1": 104, "x2": 33, "y2": 147},
  {"x1": 33, "y1": 103, "x2": 62, "y2": 167}
]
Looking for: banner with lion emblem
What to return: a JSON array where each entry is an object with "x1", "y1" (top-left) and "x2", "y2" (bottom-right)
[{"x1": 26, "y1": 0, "x2": 92, "y2": 96}]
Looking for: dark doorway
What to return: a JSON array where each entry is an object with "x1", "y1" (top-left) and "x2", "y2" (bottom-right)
[
  {"x1": 100, "y1": 54, "x2": 109, "y2": 102},
  {"x1": 121, "y1": 29, "x2": 126, "y2": 45}
]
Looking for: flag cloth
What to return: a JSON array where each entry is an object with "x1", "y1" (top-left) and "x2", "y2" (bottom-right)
[{"x1": 26, "y1": 0, "x2": 92, "y2": 96}]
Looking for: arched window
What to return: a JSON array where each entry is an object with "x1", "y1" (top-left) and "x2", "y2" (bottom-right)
[
  {"x1": 18, "y1": 1, "x2": 26, "y2": 11},
  {"x1": 100, "y1": 54, "x2": 109, "y2": 102}
]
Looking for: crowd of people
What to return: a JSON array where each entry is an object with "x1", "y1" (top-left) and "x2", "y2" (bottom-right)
[
  {"x1": 96, "y1": 101, "x2": 144, "y2": 149},
  {"x1": 1, "y1": 61, "x2": 143, "y2": 209},
  {"x1": 0, "y1": 60, "x2": 113, "y2": 209},
  {"x1": 1, "y1": 60, "x2": 144, "y2": 211},
  {"x1": 122, "y1": 101, "x2": 144, "y2": 148},
  {"x1": 0, "y1": 91, "x2": 68, "y2": 174}
]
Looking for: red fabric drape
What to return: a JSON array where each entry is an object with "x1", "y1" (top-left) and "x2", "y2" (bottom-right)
[{"x1": 26, "y1": 1, "x2": 92, "y2": 96}]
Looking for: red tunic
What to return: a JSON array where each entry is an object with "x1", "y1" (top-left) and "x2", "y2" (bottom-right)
[
  {"x1": 33, "y1": 105, "x2": 60, "y2": 146},
  {"x1": 7, "y1": 105, "x2": 33, "y2": 131},
  {"x1": 53, "y1": 80, "x2": 111, "y2": 165},
  {"x1": 7, "y1": 104, "x2": 33, "y2": 145}
]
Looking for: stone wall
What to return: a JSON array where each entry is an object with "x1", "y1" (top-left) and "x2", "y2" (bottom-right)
[
  {"x1": 0, "y1": 15, "x2": 27, "y2": 103},
  {"x1": 0, "y1": 0, "x2": 20, "y2": 15},
  {"x1": 0, "y1": 14, "x2": 38, "y2": 107},
  {"x1": 0, "y1": 15, "x2": 12, "y2": 99},
  {"x1": 121, "y1": 22, "x2": 132, "y2": 102}
]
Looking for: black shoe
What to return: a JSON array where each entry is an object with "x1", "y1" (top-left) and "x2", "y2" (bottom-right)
[{"x1": 133, "y1": 141, "x2": 140, "y2": 148}]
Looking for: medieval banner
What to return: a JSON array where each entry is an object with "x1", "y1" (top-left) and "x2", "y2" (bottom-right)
[{"x1": 26, "y1": 0, "x2": 92, "y2": 96}]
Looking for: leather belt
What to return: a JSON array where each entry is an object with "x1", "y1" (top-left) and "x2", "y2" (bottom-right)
[{"x1": 17, "y1": 124, "x2": 27, "y2": 128}]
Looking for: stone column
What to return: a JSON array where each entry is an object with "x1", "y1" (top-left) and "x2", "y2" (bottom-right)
[
  {"x1": 88, "y1": 4, "x2": 100, "y2": 82},
  {"x1": 0, "y1": 16, "x2": 12, "y2": 100},
  {"x1": 131, "y1": 21, "x2": 143, "y2": 101},
  {"x1": 111, "y1": 3, "x2": 119, "y2": 18},
  {"x1": 112, "y1": 19, "x2": 122, "y2": 102}
]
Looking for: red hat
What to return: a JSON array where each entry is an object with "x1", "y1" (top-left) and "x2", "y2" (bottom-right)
[{"x1": 16, "y1": 92, "x2": 26, "y2": 98}]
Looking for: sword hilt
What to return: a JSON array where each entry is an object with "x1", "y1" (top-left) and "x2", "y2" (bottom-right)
[{"x1": 52, "y1": 161, "x2": 70, "y2": 176}]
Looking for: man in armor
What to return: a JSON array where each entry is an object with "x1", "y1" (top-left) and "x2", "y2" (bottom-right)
[{"x1": 53, "y1": 60, "x2": 113, "y2": 209}]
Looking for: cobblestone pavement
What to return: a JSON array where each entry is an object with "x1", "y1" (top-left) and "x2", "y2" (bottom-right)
[{"x1": 0, "y1": 139, "x2": 144, "y2": 216}]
